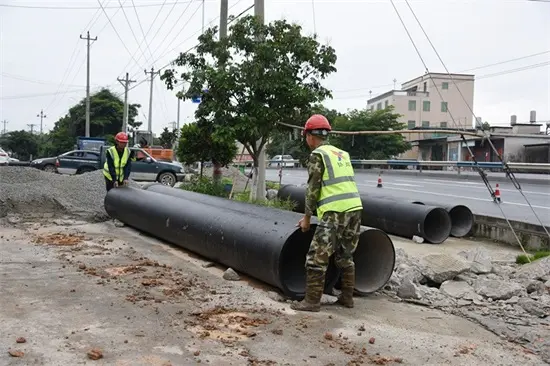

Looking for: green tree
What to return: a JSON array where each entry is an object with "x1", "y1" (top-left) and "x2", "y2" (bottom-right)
[
  {"x1": 332, "y1": 106, "x2": 410, "y2": 159},
  {"x1": 177, "y1": 122, "x2": 237, "y2": 177},
  {"x1": 162, "y1": 15, "x2": 337, "y2": 199},
  {"x1": 42, "y1": 88, "x2": 141, "y2": 156},
  {"x1": 158, "y1": 127, "x2": 178, "y2": 148},
  {"x1": 0, "y1": 130, "x2": 39, "y2": 160}
]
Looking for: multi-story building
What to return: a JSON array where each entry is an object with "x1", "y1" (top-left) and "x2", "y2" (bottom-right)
[{"x1": 366, "y1": 72, "x2": 475, "y2": 159}]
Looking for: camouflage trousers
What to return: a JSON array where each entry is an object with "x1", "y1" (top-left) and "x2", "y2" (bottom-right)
[{"x1": 305, "y1": 210, "x2": 362, "y2": 274}]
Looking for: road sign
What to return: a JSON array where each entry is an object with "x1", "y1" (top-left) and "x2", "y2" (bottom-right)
[{"x1": 191, "y1": 88, "x2": 209, "y2": 104}]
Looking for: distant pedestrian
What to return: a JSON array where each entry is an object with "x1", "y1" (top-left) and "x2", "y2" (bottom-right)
[{"x1": 291, "y1": 114, "x2": 363, "y2": 312}]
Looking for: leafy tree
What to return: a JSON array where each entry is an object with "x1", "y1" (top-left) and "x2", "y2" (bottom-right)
[
  {"x1": 158, "y1": 127, "x2": 178, "y2": 148},
  {"x1": 162, "y1": 15, "x2": 337, "y2": 200},
  {"x1": 177, "y1": 122, "x2": 237, "y2": 177},
  {"x1": 42, "y1": 88, "x2": 140, "y2": 156},
  {"x1": 332, "y1": 106, "x2": 410, "y2": 159},
  {"x1": 0, "y1": 130, "x2": 39, "y2": 160}
]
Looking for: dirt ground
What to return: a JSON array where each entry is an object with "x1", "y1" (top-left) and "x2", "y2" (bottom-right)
[{"x1": 0, "y1": 218, "x2": 545, "y2": 366}]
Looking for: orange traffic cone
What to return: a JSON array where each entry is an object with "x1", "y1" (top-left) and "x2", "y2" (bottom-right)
[
  {"x1": 494, "y1": 183, "x2": 501, "y2": 203},
  {"x1": 377, "y1": 174, "x2": 383, "y2": 188}
]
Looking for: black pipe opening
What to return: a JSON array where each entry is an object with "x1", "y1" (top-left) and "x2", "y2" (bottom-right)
[
  {"x1": 447, "y1": 205, "x2": 474, "y2": 237},
  {"x1": 422, "y1": 207, "x2": 452, "y2": 244},
  {"x1": 354, "y1": 228, "x2": 396, "y2": 295}
]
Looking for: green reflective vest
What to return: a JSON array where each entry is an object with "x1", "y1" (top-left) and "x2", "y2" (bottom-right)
[
  {"x1": 313, "y1": 144, "x2": 363, "y2": 218},
  {"x1": 103, "y1": 146, "x2": 130, "y2": 182}
]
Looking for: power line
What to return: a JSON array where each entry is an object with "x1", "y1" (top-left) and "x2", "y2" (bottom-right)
[
  {"x1": 0, "y1": 89, "x2": 86, "y2": 100},
  {"x1": 0, "y1": 1, "x2": 202, "y2": 10},
  {"x1": 0, "y1": 72, "x2": 86, "y2": 87}
]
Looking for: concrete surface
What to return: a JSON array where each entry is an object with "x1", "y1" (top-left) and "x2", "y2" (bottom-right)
[
  {"x1": 0, "y1": 218, "x2": 544, "y2": 365},
  {"x1": 269, "y1": 169, "x2": 550, "y2": 226}
]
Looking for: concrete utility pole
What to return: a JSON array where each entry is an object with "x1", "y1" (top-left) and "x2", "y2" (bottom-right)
[
  {"x1": 117, "y1": 72, "x2": 137, "y2": 134},
  {"x1": 254, "y1": 0, "x2": 267, "y2": 201},
  {"x1": 27, "y1": 123, "x2": 38, "y2": 134},
  {"x1": 80, "y1": 31, "x2": 97, "y2": 138},
  {"x1": 1, "y1": 120, "x2": 7, "y2": 135},
  {"x1": 211, "y1": 0, "x2": 229, "y2": 185},
  {"x1": 144, "y1": 67, "x2": 161, "y2": 145},
  {"x1": 37, "y1": 109, "x2": 47, "y2": 134}
]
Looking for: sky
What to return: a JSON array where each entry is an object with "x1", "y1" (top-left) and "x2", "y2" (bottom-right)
[{"x1": 0, "y1": 0, "x2": 549, "y2": 137}]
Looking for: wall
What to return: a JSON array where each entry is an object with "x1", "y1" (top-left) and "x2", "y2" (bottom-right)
[{"x1": 504, "y1": 137, "x2": 550, "y2": 162}]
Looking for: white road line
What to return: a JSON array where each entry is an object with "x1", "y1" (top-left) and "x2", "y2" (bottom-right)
[
  {"x1": 389, "y1": 178, "x2": 550, "y2": 196},
  {"x1": 369, "y1": 186, "x2": 550, "y2": 210}
]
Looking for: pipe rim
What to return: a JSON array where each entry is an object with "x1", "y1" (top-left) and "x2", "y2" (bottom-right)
[{"x1": 423, "y1": 207, "x2": 452, "y2": 244}]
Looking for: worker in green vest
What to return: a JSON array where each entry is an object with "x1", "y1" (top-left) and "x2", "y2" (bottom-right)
[
  {"x1": 291, "y1": 114, "x2": 363, "y2": 312},
  {"x1": 103, "y1": 132, "x2": 132, "y2": 192}
]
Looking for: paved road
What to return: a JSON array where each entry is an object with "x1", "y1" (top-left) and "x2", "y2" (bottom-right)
[{"x1": 267, "y1": 170, "x2": 550, "y2": 226}]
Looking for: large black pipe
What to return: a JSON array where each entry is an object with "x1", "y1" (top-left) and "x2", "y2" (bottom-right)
[
  {"x1": 366, "y1": 194, "x2": 473, "y2": 238},
  {"x1": 105, "y1": 187, "x2": 339, "y2": 300},
  {"x1": 142, "y1": 183, "x2": 396, "y2": 296},
  {"x1": 277, "y1": 184, "x2": 452, "y2": 244}
]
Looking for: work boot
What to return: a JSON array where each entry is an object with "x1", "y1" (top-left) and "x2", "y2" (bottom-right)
[
  {"x1": 336, "y1": 266, "x2": 355, "y2": 308},
  {"x1": 291, "y1": 269, "x2": 324, "y2": 312}
]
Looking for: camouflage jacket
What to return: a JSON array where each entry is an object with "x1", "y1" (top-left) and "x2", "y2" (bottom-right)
[{"x1": 304, "y1": 142, "x2": 330, "y2": 217}]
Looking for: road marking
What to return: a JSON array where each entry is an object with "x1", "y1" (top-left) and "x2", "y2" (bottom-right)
[
  {"x1": 372, "y1": 186, "x2": 550, "y2": 210},
  {"x1": 392, "y1": 178, "x2": 550, "y2": 196}
]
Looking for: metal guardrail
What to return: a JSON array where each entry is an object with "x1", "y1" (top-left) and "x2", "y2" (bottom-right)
[{"x1": 250, "y1": 159, "x2": 550, "y2": 172}]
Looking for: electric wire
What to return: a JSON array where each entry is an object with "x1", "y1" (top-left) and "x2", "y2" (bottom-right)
[
  {"x1": 0, "y1": 1, "x2": 202, "y2": 10},
  {"x1": 388, "y1": 0, "x2": 534, "y2": 256},
  {"x1": 117, "y1": 0, "x2": 151, "y2": 66},
  {"x1": 131, "y1": 0, "x2": 156, "y2": 61},
  {"x1": 403, "y1": 0, "x2": 550, "y2": 241}
]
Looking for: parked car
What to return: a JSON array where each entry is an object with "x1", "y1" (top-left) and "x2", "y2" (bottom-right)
[
  {"x1": 55, "y1": 146, "x2": 186, "y2": 187},
  {"x1": 29, "y1": 156, "x2": 61, "y2": 173},
  {"x1": 0, "y1": 148, "x2": 9, "y2": 166},
  {"x1": 268, "y1": 154, "x2": 296, "y2": 168}
]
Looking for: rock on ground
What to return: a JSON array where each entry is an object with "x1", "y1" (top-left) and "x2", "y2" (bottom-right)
[{"x1": 420, "y1": 253, "x2": 470, "y2": 284}]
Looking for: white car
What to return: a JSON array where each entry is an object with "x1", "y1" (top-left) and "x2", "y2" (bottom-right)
[
  {"x1": 0, "y1": 148, "x2": 9, "y2": 166},
  {"x1": 269, "y1": 154, "x2": 295, "y2": 168}
]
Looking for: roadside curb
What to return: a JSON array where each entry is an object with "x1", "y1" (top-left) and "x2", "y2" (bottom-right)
[{"x1": 471, "y1": 214, "x2": 550, "y2": 250}]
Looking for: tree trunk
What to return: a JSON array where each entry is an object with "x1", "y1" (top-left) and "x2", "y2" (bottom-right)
[
  {"x1": 200, "y1": 161, "x2": 204, "y2": 178},
  {"x1": 254, "y1": 143, "x2": 266, "y2": 202},
  {"x1": 213, "y1": 162, "x2": 223, "y2": 184},
  {"x1": 248, "y1": 157, "x2": 259, "y2": 201}
]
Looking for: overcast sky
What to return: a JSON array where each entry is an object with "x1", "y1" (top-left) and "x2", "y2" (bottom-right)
[{"x1": 1, "y1": 0, "x2": 549, "y2": 136}]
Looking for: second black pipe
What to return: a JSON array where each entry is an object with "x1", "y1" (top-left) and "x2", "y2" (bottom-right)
[{"x1": 277, "y1": 184, "x2": 452, "y2": 244}]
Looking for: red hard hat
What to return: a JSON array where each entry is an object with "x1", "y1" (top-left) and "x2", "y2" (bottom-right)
[
  {"x1": 115, "y1": 132, "x2": 129, "y2": 143},
  {"x1": 303, "y1": 114, "x2": 331, "y2": 136}
]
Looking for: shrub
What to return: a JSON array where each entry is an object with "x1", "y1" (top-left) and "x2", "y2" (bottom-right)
[
  {"x1": 180, "y1": 176, "x2": 227, "y2": 197},
  {"x1": 266, "y1": 181, "x2": 281, "y2": 190},
  {"x1": 233, "y1": 192, "x2": 296, "y2": 211}
]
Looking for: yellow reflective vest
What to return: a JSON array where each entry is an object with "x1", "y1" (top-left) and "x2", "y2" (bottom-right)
[
  {"x1": 103, "y1": 146, "x2": 130, "y2": 182},
  {"x1": 313, "y1": 144, "x2": 363, "y2": 218}
]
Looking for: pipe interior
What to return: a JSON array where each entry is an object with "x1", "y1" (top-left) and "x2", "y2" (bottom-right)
[
  {"x1": 423, "y1": 208, "x2": 452, "y2": 244},
  {"x1": 279, "y1": 225, "x2": 339, "y2": 300},
  {"x1": 448, "y1": 205, "x2": 474, "y2": 238},
  {"x1": 411, "y1": 201, "x2": 425, "y2": 205},
  {"x1": 353, "y1": 229, "x2": 396, "y2": 295}
]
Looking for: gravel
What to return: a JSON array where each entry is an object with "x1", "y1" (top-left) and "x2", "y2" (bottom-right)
[
  {"x1": 0, "y1": 167, "x2": 138, "y2": 221},
  {"x1": 385, "y1": 249, "x2": 550, "y2": 362}
]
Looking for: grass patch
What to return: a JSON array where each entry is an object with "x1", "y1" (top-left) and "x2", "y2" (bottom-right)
[
  {"x1": 233, "y1": 191, "x2": 296, "y2": 211},
  {"x1": 266, "y1": 181, "x2": 281, "y2": 190},
  {"x1": 180, "y1": 176, "x2": 228, "y2": 197},
  {"x1": 515, "y1": 250, "x2": 550, "y2": 265}
]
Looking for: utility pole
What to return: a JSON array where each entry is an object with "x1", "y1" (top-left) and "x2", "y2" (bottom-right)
[
  {"x1": 144, "y1": 67, "x2": 161, "y2": 145},
  {"x1": 37, "y1": 109, "x2": 47, "y2": 134},
  {"x1": 80, "y1": 31, "x2": 97, "y2": 138},
  {"x1": 117, "y1": 72, "x2": 137, "y2": 134},
  {"x1": 254, "y1": 0, "x2": 267, "y2": 201},
  {"x1": 211, "y1": 0, "x2": 229, "y2": 185},
  {"x1": 27, "y1": 123, "x2": 38, "y2": 134},
  {"x1": 1, "y1": 120, "x2": 7, "y2": 135}
]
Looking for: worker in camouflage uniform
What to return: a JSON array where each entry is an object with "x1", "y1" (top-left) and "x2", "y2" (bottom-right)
[{"x1": 291, "y1": 114, "x2": 363, "y2": 312}]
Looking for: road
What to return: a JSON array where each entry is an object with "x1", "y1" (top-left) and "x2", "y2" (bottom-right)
[{"x1": 267, "y1": 169, "x2": 550, "y2": 226}]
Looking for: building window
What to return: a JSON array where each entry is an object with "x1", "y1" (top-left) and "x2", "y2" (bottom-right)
[
  {"x1": 423, "y1": 101, "x2": 430, "y2": 112},
  {"x1": 440, "y1": 122, "x2": 447, "y2": 128},
  {"x1": 422, "y1": 121, "x2": 430, "y2": 128},
  {"x1": 441, "y1": 102, "x2": 448, "y2": 112},
  {"x1": 384, "y1": 100, "x2": 389, "y2": 108},
  {"x1": 370, "y1": 106, "x2": 374, "y2": 111},
  {"x1": 407, "y1": 120, "x2": 416, "y2": 129},
  {"x1": 377, "y1": 102, "x2": 382, "y2": 110},
  {"x1": 442, "y1": 82, "x2": 449, "y2": 90},
  {"x1": 408, "y1": 100, "x2": 416, "y2": 111}
]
